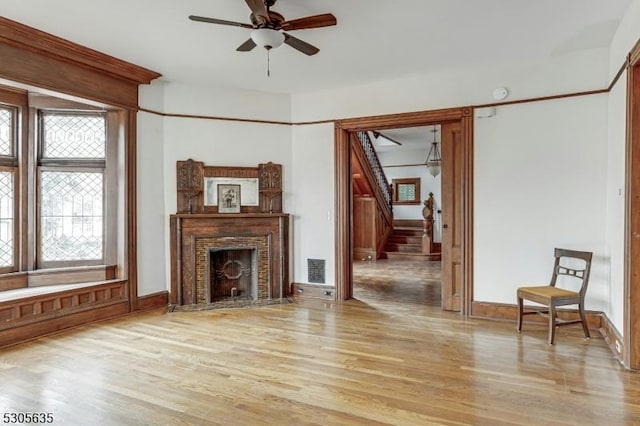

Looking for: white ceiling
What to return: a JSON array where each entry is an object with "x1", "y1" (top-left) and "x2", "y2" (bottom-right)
[
  {"x1": 0, "y1": 0, "x2": 632, "y2": 94},
  {"x1": 372, "y1": 126, "x2": 439, "y2": 153}
]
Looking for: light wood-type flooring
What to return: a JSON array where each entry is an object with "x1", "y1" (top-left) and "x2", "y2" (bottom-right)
[{"x1": 1, "y1": 259, "x2": 639, "y2": 425}]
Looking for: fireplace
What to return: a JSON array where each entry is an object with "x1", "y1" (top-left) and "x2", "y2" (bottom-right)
[
  {"x1": 170, "y1": 213, "x2": 289, "y2": 306},
  {"x1": 209, "y1": 248, "x2": 256, "y2": 302}
]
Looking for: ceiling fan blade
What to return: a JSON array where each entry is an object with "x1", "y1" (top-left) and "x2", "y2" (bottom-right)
[
  {"x1": 283, "y1": 33, "x2": 320, "y2": 56},
  {"x1": 189, "y1": 15, "x2": 254, "y2": 29},
  {"x1": 280, "y1": 14, "x2": 337, "y2": 31},
  {"x1": 236, "y1": 38, "x2": 257, "y2": 52},
  {"x1": 373, "y1": 131, "x2": 403, "y2": 146},
  {"x1": 245, "y1": 0, "x2": 270, "y2": 22}
]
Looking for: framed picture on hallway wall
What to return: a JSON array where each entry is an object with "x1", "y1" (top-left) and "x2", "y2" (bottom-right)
[{"x1": 217, "y1": 184, "x2": 241, "y2": 213}]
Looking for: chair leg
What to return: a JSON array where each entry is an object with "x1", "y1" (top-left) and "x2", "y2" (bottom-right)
[
  {"x1": 579, "y1": 303, "x2": 590, "y2": 339},
  {"x1": 517, "y1": 296, "x2": 523, "y2": 332},
  {"x1": 548, "y1": 305, "x2": 556, "y2": 345}
]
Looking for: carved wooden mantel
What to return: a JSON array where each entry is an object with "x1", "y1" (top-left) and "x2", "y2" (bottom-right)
[
  {"x1": 172, "y1": 160, "x2": 289, "y2": 306},
  {"x1": 170, "y1": 214, "x2": 289, "y2": 306}
]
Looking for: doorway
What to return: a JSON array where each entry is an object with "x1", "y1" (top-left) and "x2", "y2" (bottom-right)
[
  {"x1": 334, "y1": 107, "x2": 474, "y2": 314},
  {"x1": 351, "y1": 125, "x2": 443, "y2": 306}
]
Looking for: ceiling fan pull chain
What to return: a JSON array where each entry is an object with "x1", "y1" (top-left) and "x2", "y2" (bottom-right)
[{"x1": 267, "y1": 49, "x2": 271, "y2": 77}]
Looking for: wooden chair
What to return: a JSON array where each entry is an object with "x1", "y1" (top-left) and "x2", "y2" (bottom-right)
[{"x1": 517, "y1": 248, "x2": 593, "y2": 344}]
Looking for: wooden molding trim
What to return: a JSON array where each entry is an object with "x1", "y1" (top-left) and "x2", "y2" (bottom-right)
[
  {"x1": 138, "y1": 44, "x2": 639, "y2": 128},
  {"x1": 0, "y1": 280, "x2": 128, "y2": 347},
  {"x1": 137, "y1": 291, "x2": 169, "y2": 311},
  {"x1": 291, "y1": 283, "x2": 336, "y2": 300},
  {"x1": 0, "y1": 272, "x2": 27, "y2": 292},
  {"x1": 139, "y1": 108, "x2": 291, "y2": 126},
  {"x1": 0, "y1": 301, "x2": 129, "y2": 349},
  {"x1": 127, "y1": 109, "x2": 139, "y2": 311},
  {"x1": 624, "y1": 40, "x2": 640, "y2": 369},
  {"x1": 335, "y1": 107, "x2": 473, "y2": 307},
  {"x1": 470, "y1": 301, "x2": 603, "y2": 330},
  {"x1": 600, "y1": 312, "x2": 624, "y2": 364},
  {"x1": 0, "y1": 17, "x2": 160, "y2": 85}
]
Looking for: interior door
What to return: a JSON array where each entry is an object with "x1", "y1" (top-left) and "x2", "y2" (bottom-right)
[{"x1": 441, "y1": 121, "x2": 463, "y2": 311}]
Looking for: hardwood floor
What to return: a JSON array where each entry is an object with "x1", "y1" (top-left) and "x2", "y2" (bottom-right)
[
  {"x1": 1, "y1": 280, "x2": 639, "y2": 424},
  {"x1": 353, "y1": 258, "x2": 442, "y2": 306}
]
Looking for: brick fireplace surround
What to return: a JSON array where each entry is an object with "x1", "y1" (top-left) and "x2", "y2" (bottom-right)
[{"x1": 170, "y1": 214, "x2": 289, "y2": 306}]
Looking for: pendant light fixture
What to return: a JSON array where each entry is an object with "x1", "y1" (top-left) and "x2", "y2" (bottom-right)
[{"x1": 425, "y1": 125, "x2": 441, "y2": 177}]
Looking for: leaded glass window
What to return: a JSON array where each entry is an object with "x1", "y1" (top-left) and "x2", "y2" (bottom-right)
[
  {"x1": 392, "y1": 178, "x2": 421, "y2": 205},
  {"x1": 38, "y1": 112, "x2": 106, "y2": 265},
  {"x1": 40, "y1": 171, "x2": 103, "y2": 261},
  {"x1": 0, "y1": 107, "x2": 13, "y2": 157},
  {"x1": 41, "y1": 113, "x2": 105, "y2": 159},
  {"x1": 0, "y1": 170, "x2": 14, "y2": 267},
  {"x1": 397, "y1": 183, "x2": 416, "y2": 201}
]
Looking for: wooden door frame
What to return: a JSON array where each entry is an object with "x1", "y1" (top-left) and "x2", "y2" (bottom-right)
[
  {"x1": 624, "y1": 40, "x2": 640, "y2": 369},
  {"x1": 334, "y1": 107, "x2": 474, "y2": 314}
]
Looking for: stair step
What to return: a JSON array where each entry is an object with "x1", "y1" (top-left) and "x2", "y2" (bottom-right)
[
  {"x1": 382, "y1": 251, "x2": 441, "y2": 261},
  {"x1": 384, "y1": 243, "x2": 422, "y2": 253},
  {"x1": 388, "y1": 235, "x2": 422, "y2": 245},
  {"x1": 392, "y1": 228, "x2": 423, "y2": 237}
]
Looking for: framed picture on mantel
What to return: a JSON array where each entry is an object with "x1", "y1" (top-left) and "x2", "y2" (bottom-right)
[{"x1": 217, "y1": 184, "x2": 241, "y2": 213}]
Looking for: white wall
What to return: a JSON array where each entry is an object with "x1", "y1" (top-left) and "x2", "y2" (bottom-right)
[
  {"x1": 137, "y1": 82, "x2": 293, "y2": 296},
  {"x1": 474, "y1": 95, "x2": 609, "y2": 309},
  {"x1": 610, "y1": 0, "x2": 640, "y2": 79},
  {"x1": 378, "y1": 148, "x2": 442, "y2": 242},
  {"x1": 605, "y1": 0, "x2": 640, "y2": 334},
  {"x1": 290, "y1": 48, "x2": 611, "y2": 300},
  {"x1": 605, "y1": 70, "x2": 627, "y2": 334},
  {"x1": 291, "y1": 124, "x2": 335, "y2": 285},
  {"x1": 292, "y1": 48, "x2": 609, "y2": 123},
  {"x1": 137, "y1": 81, "x2": 166, "y2": 297},
  {"x1": 135, "y1": 41, "x2": 626, "y2": 312}
]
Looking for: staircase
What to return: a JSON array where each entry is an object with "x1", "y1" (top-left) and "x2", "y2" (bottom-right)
[{"x1": 382, "y1": 226, "x2": 441, "y2": 260}]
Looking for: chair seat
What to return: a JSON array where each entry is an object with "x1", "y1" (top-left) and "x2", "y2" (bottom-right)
[{"x1": 518, "y1": 285, "x2": 578, "y2": 299}]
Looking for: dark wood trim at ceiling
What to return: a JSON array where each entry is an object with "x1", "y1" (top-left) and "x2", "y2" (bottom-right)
[
  {"x1": 139, "y1": 108, "x2": 291, "y2": 126},
  {"x1": 625, "y1": 41, "x2": 640, "y2": 370},
  {"x1": 0, "y1": 17, "x2": 160, "y2": 85},
  {"x1": 0, "y1": 17, "x2": 160, "y2": 109},
  {"x1": 139, "y1": 47, "x2": 636, "y2": 127}
]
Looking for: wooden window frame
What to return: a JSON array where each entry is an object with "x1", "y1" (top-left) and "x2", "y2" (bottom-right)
[
  {"x1": 0, "y1": 101, "x2": 21, "y2": 274},
  {"x1": 392, "y1": 177, "x2": 421, "y2": 205}
]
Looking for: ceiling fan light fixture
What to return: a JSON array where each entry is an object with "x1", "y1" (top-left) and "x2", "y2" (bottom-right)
[{"x1": 250, "y1": 28, "x2": 285, "y2": 50}]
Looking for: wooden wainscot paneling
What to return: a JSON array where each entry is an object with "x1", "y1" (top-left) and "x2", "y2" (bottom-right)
[
  {"x1": 0, "y1": 281, "x2": 128, "y2": 348},
  {"x1": 291, "y1": 283, "x2": 336, "y2": 301},
  {"x1": 353, "y1": 197, "x2": 377, "y2": 260}
]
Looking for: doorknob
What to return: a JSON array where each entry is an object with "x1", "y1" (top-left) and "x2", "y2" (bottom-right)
[{"x1": 443, "y1": 224, "x2": 449, "y2": 229}]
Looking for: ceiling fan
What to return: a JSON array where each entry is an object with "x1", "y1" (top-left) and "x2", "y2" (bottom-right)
[{"x1": 189, "y1": 0, "x2": 337, "y2": 56}]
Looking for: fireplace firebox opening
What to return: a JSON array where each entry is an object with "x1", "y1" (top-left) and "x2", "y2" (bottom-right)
[{"x1": 208, "y1": 248, "x2": 257, "y2": 302}]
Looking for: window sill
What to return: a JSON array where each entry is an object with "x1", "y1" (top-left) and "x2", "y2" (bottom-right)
[{"x1": 0, "y1": 265, "x2": 116, "y2": 291}]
